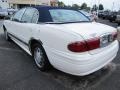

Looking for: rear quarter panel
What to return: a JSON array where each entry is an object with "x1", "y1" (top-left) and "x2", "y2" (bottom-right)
[{"x1": 32, "y1": 24, "x2": 88, "y2": 55}]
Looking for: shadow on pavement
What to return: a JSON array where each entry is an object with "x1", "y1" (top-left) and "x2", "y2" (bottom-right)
[{"x1": 43, "y1": 63, "x2": 116, "y2": 90}]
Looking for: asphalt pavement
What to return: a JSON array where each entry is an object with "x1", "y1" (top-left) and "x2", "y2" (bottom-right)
[{"x1": 0, "y1": 19, "x2": 120, "y2": 90}]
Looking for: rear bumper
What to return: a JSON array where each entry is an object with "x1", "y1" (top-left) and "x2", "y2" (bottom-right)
[{"x1": 45, "y1": 40, "x2": 119, "y2": 76}]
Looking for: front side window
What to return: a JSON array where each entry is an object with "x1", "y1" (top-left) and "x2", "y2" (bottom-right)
[
  {"x1": 21, "y1": 8, "x2": 39, "y2": 23},
  {"x1": 13, "y1": 8, "x2": 26, "y2": 21},
  {"x1": 49, "y1": 9, "x2": 89, "y2": 23}
]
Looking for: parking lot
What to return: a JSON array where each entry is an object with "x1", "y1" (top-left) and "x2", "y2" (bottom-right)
[{"x1": 0, "y1": 19, "x2": 120, "y2": 90}]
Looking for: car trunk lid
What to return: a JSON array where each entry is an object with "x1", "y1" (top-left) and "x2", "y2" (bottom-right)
[{"x1": 62, "y1": 22, "x2": 117, "y2": 54}]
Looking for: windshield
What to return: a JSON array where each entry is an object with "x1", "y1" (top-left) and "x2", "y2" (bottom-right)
[{"x1": 49, "y1": 9, "x2": 90, "y2": 23}]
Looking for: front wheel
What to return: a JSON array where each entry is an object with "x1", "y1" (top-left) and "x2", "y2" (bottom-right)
[{"x1": 33, "y1": 43, "x2": 51, "y2": 71}]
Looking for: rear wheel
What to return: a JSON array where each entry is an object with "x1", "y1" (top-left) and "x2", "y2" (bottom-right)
[{"x1": 32, "y1": 43, "x2": 51, "y2": 71}]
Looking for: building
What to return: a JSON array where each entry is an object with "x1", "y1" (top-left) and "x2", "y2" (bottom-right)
[
  {"x1": 0, "y1": 0, "x2": 9, "y2": 9},
  {"x1": 50, "y1": 0, "x2": 58, "y2": 6},
  {"x1": 8, "y1": 0, "x2": 58, "y2": 9}
]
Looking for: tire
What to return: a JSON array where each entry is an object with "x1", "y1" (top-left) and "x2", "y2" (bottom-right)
[
  {"x1": 4, "y1": 30, "x2": 11, "y2": 41},
  {"x1": 32, "y1": 43, "x2": 51, "y2": 71}
]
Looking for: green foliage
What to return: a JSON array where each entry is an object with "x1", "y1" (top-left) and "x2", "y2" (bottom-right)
[
  {"x1": 58, "y1": 1, "x2": 65, "y2": 7},
  {"x1": 57, "y1": 2, "x2": 91, "y2": 11},
  {"x1": 86, "y1": 7, "x2": 91, "y2": 11},
  {"x1": 92, "y1": 4, "x2": 98, "y2": 11},
  {"x1": 81, "y1": 3, "x2": 87, "y2": 10},
  {"x1": 72, "y1": 4, "x2": 80, "y2": 10},
  {"x1": 99, "y1": 4, "x2": 104, "y2": 10}
]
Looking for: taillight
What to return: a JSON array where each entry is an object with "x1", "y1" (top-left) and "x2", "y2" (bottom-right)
[
  {"x1": 67, "y1": 41, "x2": 88, "y2": 52},
  {"x1": 68, "y1": 32, "x2": 117, "y2": 53},
  {"x1": 68, "y1": 38, "x2": 100, "y2": 52},
  {"x1": 86, "y1": 38, "x2": 100, "y2": 51}
]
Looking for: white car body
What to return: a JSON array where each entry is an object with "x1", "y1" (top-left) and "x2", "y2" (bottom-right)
[{"x1": 3, "y1": 7, "x2": 119, "y2": 76}]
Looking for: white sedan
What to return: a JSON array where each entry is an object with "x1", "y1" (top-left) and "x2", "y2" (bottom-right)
[{"x1": 3, "y1": 6, "x2": 119, "y2": 76}]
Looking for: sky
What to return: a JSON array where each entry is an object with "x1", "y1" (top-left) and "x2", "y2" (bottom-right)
[{"x1": 59, "y1": 0, "x2": 120, "y2": 11}]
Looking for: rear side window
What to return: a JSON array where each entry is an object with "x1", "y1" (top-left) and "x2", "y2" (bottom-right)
[
  {"x1": 21, "y1": 8, "x2": 39, "y2": 23},
  {"x1": 49, "y1": 9, "x2": 89, "y2": 23}
]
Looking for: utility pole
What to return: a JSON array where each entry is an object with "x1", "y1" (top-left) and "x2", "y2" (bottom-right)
[
  {"x1": 97, "y1": 0, "x2": 100, "y2": 16},
  {"x1": 112, "y1": 2, "x2": 115, "y2": 11},
  {"x1": 71, "y1": 0, "x2": 74, "y2": 6},
  {"x1": 90, "y1": 0, "x2": 93, "y2": 13}
]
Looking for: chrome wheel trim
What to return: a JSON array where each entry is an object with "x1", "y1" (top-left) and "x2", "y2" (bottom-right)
[{"x1": 34, "y1": 47, "x2": 45, "y2": 68}]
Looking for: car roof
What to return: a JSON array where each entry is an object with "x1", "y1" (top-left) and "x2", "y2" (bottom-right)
[
  {"x1": 32, "y1": 6, "x2": 76, "y2": 22},
  {"x1": 33, "y1": 6, "x2": 71, "y2": 10}
]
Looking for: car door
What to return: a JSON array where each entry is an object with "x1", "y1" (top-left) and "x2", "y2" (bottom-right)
[
  {"x1": 14, "y1": 7, "x2": 39, "y2": 45},
  {"x1": 5, "y1": 8, "x2": 26, "y2": 36}
]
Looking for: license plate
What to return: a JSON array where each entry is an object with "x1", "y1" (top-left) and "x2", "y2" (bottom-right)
[
  {"x1": 100, "y1": 34, "x2": 113, "y2": 47},
  {"x1": 108, "y1": 34, "x2": 114, "y2": 42}
]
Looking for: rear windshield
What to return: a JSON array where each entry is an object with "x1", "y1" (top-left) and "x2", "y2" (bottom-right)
[
  {"x1": 80, "y1": 10, "x2": 91, "y2": 16},
  {"x1": 49, "y1": 9, "x2": 90, "y2": 23}
]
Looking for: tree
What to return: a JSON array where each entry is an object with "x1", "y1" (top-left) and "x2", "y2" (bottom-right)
[
  {"x1": 65, "y1": 5, "x2": 72, "y2": 9},
  {"x1": 58, "y1": 1, "x2": 65, "y2": 7},
  {"x1": 86, "y1": 7, "x2": 91, "y2": 11},
  {"x1": 81, "y1": 3, "x2": 87, "y2": 10},
  {"x1": 92, "y1": 4, "x2": 98, "y2": 11},
  {"x1": 99, "y1": 4, "x2": 104, "y2": 10},
  {"x1": 72, "y1": 4, "x2": 80, "y2": 10}
]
